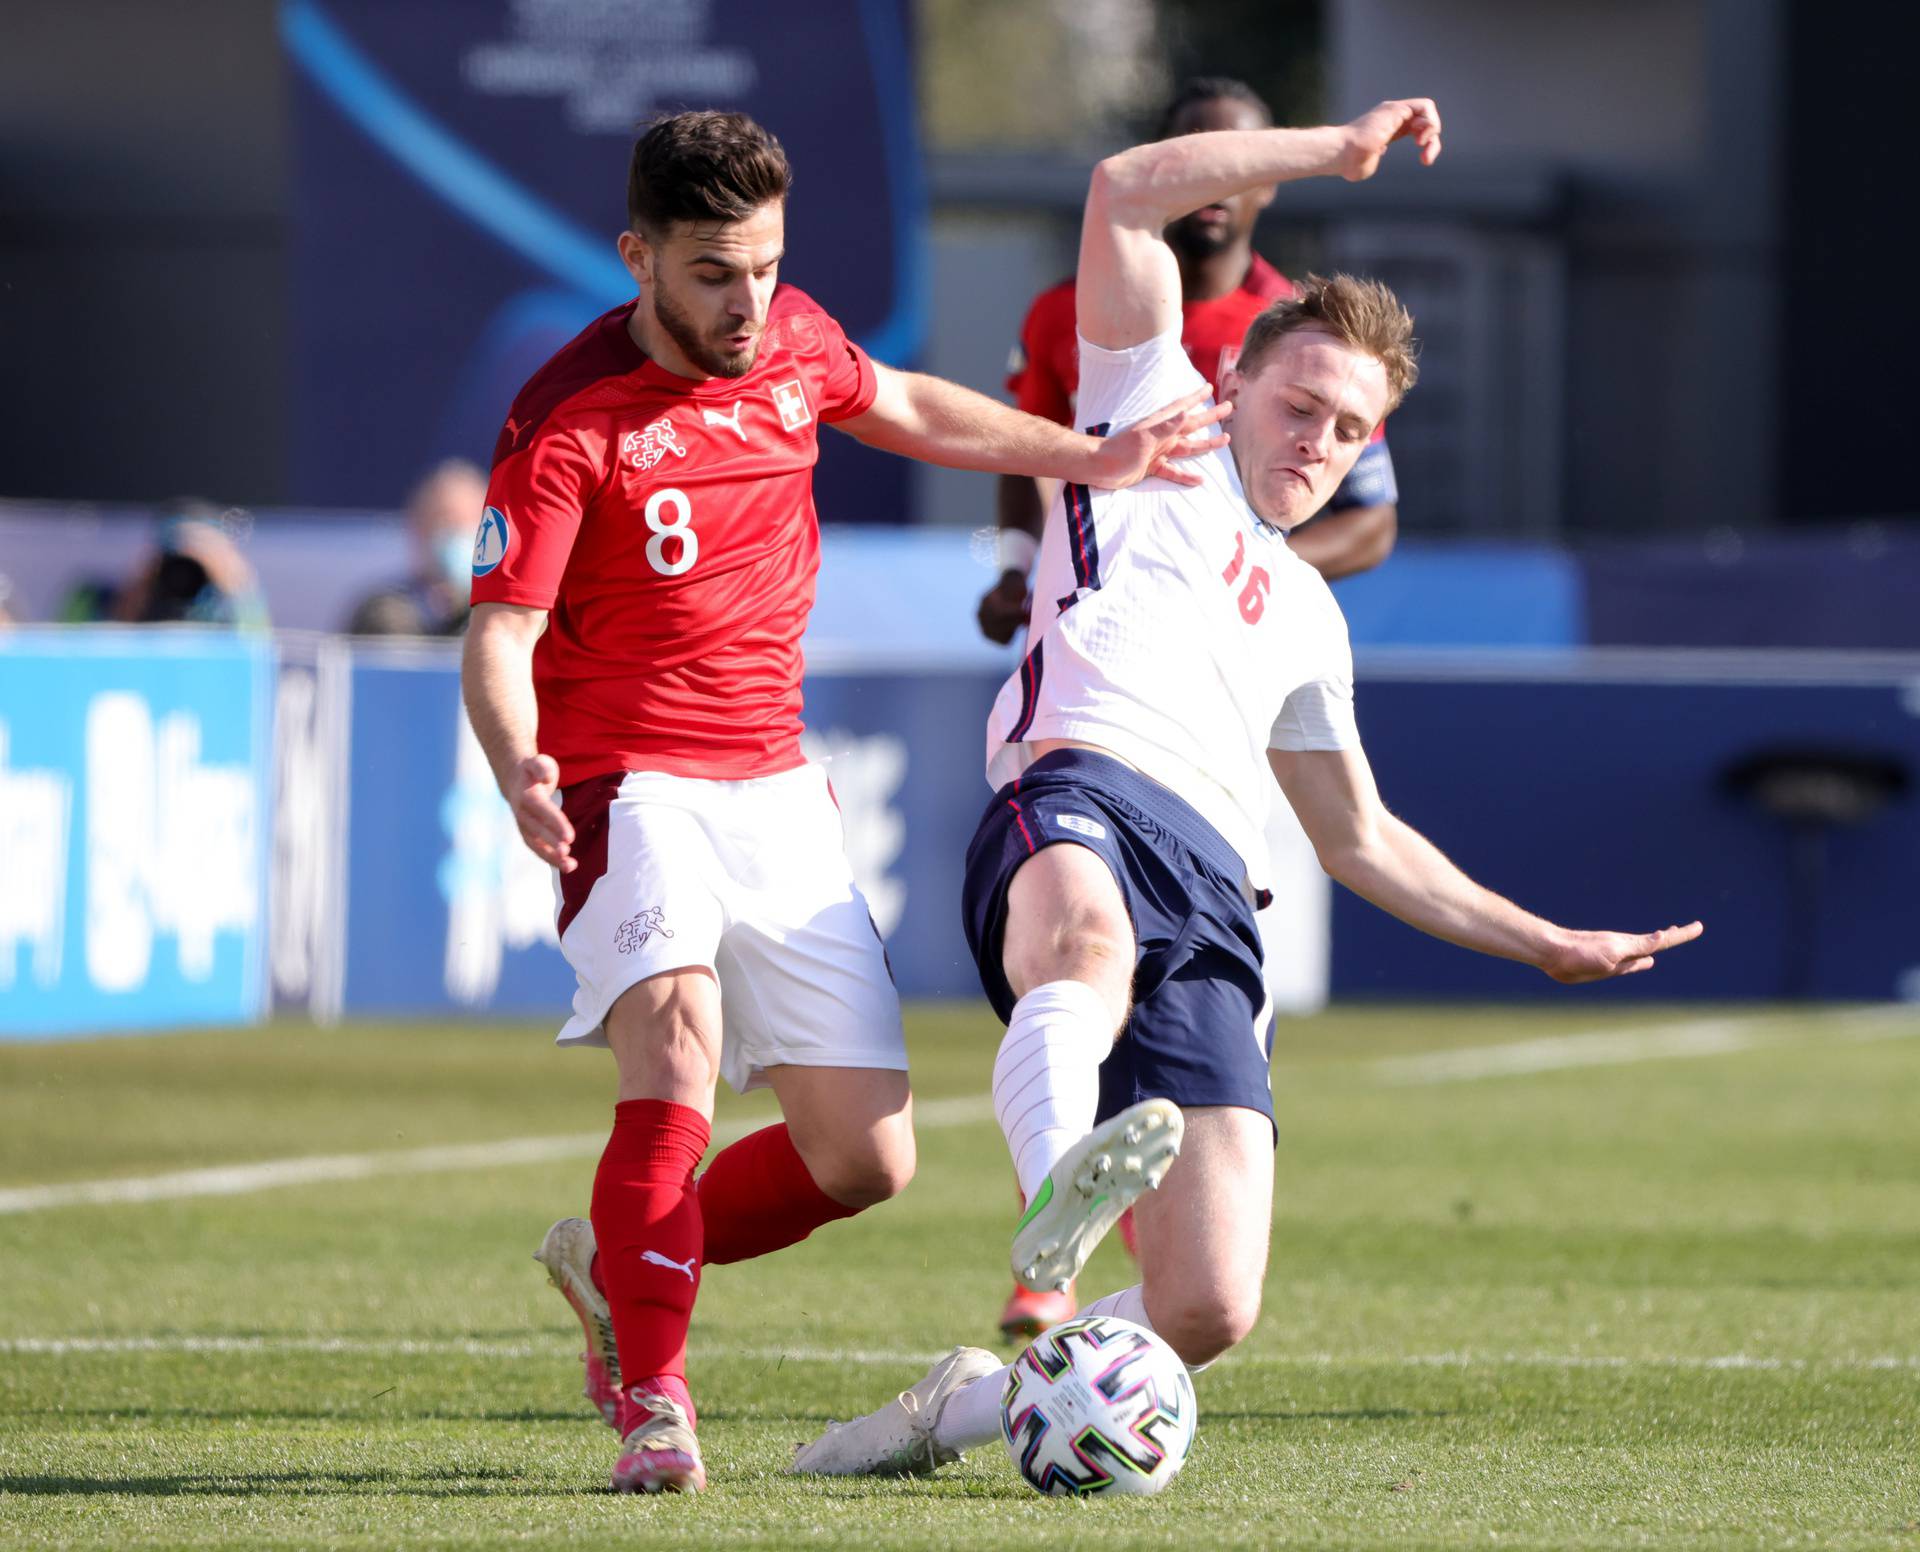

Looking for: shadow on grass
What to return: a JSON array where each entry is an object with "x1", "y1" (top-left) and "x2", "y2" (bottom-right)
[{"x1": 0, "y1": 1466, "x2": 581, "y2": 1500}]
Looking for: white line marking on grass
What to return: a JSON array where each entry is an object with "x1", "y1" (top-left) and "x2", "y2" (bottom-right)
[
  {"x1": 0, "y1": 1095, "x2": 996, "y2": 1217},
  {"x1": 3, "y1": 1335, "x2": 1913, "y2": 1373},
  {"x1": 1373, "y1": 1007, "x2": 1920, "y2": 1086}
]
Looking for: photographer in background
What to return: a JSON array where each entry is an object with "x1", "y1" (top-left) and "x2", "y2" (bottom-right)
[{"x1": 109, "y1": 500, "x2": 269, "y2": 630}]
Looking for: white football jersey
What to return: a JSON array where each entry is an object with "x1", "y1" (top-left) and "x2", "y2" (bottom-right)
[{"x1": 985, "y1": 326, "x2": 1360, "y2": 885}]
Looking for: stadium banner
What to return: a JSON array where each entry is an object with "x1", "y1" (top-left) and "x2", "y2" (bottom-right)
[
  {"x1": 282, "y1": 0, "x2": 925, "y2": 521},
  {"x1": 0, "y1": 629, "x2": 273, "y2": 1039}
]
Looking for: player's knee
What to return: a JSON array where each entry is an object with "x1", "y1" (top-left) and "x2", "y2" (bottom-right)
[
  {"x1": 1007, "y1": 922, "x2": 1131, "y2": 1014},
  {"x1": 808, "y1": 1121, "x2": 916, "y2": 1210},
  {"x1": 1155, "y1": 1287, "x2": 1261, "y2": 1367}
]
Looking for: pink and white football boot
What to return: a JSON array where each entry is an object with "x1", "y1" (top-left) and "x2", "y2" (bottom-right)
[
  {"x1": 612, "y1": 1380, "x2": 706, "y2": 1494},
  {"x1": 532, "y1": 1217, "x2": 622, "y2": 1431}
]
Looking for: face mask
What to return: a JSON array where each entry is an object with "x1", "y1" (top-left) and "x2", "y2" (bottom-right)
[{"x1": 438, "y1": 532, "x2": 474, "y2": 593}]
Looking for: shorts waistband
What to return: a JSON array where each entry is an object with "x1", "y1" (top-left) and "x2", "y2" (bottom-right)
[{"x1": 1019, "y1": 748, "x2": 1248, "y2": 887}]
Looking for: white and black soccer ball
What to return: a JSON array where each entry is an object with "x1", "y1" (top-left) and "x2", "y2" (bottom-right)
[{"x1": 999, "y1": 1315, "x2": 1197, "y2": 1496}]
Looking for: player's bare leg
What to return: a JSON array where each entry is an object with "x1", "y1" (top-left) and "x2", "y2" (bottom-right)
[
  {"x1": 766, "y1": 1064, "x2": 914, "y2": 1208},
  {"x1": 1129, "y1": 1105, "x2": 1273, "y2": 1365},
  {"x1": 995, "y1": 842, "x2": 1183, "y2": 1295},
  {"x1": 692, "y1": 1064, "x2": 913, "y2": 1271},
  {"x1": 597, "y1": 967, "x2": 723, "y2": 1494}
]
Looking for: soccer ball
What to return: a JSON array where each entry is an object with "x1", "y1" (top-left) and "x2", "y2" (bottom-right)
[{"x1": 999, "y1": 1315, "x2": 1197, "y2": 1496}]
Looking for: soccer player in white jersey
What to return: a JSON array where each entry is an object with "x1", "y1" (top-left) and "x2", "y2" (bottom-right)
[{"x1": 793, "y1": 96, "x2": 1702, "y2": 1477}]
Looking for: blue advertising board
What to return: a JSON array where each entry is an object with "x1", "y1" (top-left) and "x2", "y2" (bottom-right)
[
  {"x1": 1331, "y1": 654, "x2": 1920, "y2": 1002},
  {"x1": 0, "y1": 630, "x2": 273, "y2": 1038},
  {"x1": 6, "y1": 629, "x2": 1916, "y2": 1039},
  {"x1": 339, "y1": 644, "x2": 576, "y2": 1016},
  {"x1": 283, "y1": 0, "x2": 925, "y2": 520}
]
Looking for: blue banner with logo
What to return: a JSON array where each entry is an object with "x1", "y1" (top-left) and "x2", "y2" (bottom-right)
[
  {"x1": 0, "y1": 631, "x2": 273, "y2": 1038},
  {"x1": 283, "y1": 0, "x2": 924, "y2": 520}
]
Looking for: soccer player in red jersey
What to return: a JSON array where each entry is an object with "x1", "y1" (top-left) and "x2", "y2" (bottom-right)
[
  {"x1": 460, "y1": 111, "x2": 1227, "y2": 1495},
  {"x1": 983, "y1": 77, "x2": 1404, "y2": 1341},
  {"x1": 979, "y1": 77, "x2": 1399, "y2": 651}
]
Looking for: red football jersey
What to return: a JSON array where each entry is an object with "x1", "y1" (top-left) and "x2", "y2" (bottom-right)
[
  {"x1": 1007, "y1": 253, "x2": 1293, "y2": 419},
  {"x1": 473, "y1": 287, "x2": 878, "y2": 785},
  {"x1": 1007, "y1": 255, "x2": 1388, "y2": 461}
]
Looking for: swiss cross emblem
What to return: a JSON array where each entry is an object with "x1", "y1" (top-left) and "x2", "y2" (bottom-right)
[
  {"x1": 621, "y1": 417, "x2": 688, "y2": 472},
  {"x1": 771, "y1": 378, "x2": 812, "y2": 432}
]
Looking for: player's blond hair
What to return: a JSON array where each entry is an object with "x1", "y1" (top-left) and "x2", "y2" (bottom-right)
[{"x1": 1237, "y1": 273, "x2": 1419, "y2": 412}]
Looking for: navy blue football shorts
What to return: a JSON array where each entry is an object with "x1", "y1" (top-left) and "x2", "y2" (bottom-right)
[{"x1": 961, "y1": 748, "x2": 1276, "y2": 1137}]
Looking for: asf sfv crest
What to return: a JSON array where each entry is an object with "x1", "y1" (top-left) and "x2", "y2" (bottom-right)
[
  {"x1": 621, "y1": 417, "x2": 688, "y2": 472},
  {"x1": 615, "y1": 907, "x2": 674, "y2": 955}
]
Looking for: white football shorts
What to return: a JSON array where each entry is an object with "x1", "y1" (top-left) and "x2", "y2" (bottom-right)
[{"x1": 552, "y1": 762, "x2": 906, "y2": 1093}]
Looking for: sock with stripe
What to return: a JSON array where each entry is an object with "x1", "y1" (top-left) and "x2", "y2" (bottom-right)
[
  {"x1": 993, "y1": 979, "x2": 1116, "y2": 1205},
  {"x1": 933, "y1": 1284, "x2": 1163, "y2": 1453},
  {"x1": 696, "y1": 1122, "x2": 861, "y2": 1264},
  {"x1": 591, "y1": 1098, "x2": 709, "y2": 1434}
]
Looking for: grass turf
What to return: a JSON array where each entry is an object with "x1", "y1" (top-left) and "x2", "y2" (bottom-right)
[{"x1": 1, "y1": 1004, "x2": 1915, "y2": 1549}]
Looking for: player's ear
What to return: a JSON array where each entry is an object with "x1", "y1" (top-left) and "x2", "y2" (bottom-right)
[
  {"x1": 616, "y1": 229, "x2": 654, "y2": 287},
  {"x1": 1253, "y1": 183, "x2": 1277, "y2": 214},
  {"x1": 1220, "y1": 364, "x2": 1244, "y2": 405}
]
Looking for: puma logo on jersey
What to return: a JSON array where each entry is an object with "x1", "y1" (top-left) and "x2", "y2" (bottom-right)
[
  {"x1": 1053, "y1": 814, "x2": 1107, "y2": 840},
  {"x1": 621, "y1": 418, "x2": 687, "y2": 472},
  {"x1": 504, "y1": 415, "x2": 531, "y2": 447},
  {"x1": 701, "y1": 402, "x2": 747, "y2": 442},
  {"x1": 640, "y1": 1249, "x2": 697, "y2": 1283}
]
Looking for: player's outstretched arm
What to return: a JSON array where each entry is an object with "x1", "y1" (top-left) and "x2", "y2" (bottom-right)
[
  {"x1": 1269, "y1": 745, "x2": 1702, "y2": 983},
  {"x1": 837, "y1": 363, "x2": 1230, "y2": 491},
  {"x1": 1079, "y1": 99, "x2": 1442, "y2": 352},
  {"x1": 462, "y1": 601, "x2": 576, "y2": 873}
]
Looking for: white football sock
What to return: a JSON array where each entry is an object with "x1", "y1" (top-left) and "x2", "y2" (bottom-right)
[
  {"x1": 932, "y1": 1364, "x2": 1010, "y2": 1453},
  {"x1": 993, "y1": 979, "x2": 1116, "y2": 1204},
  {"x1": 1077, "y1": 1283, "x2": 1152, "y2": 1328},
  {"x1": 933, "y1": 1284, "x2": 1168, "y2": 1454}
]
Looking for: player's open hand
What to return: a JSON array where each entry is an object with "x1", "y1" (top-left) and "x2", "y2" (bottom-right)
[
  {"x1": 1339, "y1": 99, "x2": 1443, "y2": 181},
  {"x1": 1088, "y1": 387, "x2": 1233, "y2": 491},
  {"x1": 977, "y1": 569, "x2": 1033, "y2": 645},
  {"x1": 1537, "y1": 920, "x2": 1704, "y2": 984},
  {"x1": 512, "y1": 752, "x2": 577, "y2": 873}
]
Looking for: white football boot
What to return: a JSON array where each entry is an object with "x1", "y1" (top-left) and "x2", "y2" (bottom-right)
[
  {"x1": 1010, "y1": 1098, "x2": 1183, "y2": 1294},
  {"x1": 532, "y1": 1217, "x2": 622, "y2": 1430},
  {"x1": 790, "y1": 1346, "x2": 1002, "y2": 1476}
]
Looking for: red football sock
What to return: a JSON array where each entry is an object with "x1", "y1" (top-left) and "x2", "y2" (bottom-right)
[
  {"x1": 591, "y1": 1098, "x2": 710, "y2": 1418},
  {"x1": 696, "y1": 1123, "x2": 861, "y2": 1265}
]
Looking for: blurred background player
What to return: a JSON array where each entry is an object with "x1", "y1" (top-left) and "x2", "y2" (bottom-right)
[
  {"x1": 346, "y1": 459, "x2": 488, "y2": 636},
  {"x1": 463, "y1": 110, "x2": 1226, "y2": 1496},
  {"x1": 984, "y1": 75, "x2": 1404, "y2": 1342}
]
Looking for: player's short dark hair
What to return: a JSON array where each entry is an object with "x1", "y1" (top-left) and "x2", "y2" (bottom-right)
[
  {"x1": 627, "y1": 110, "x2": 792, "y2": 233},
  {"x1": 1155, "y1": 77, "x2": 1273, "y2": 139},
  {"x1": 1237, "y1": 273, "x2": 1419, "y2": 413}
]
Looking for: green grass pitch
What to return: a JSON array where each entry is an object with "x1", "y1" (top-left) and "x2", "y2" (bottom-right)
[{"x1": 1, "y1": 1004, "x2": 1915, "y2": 1549}]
